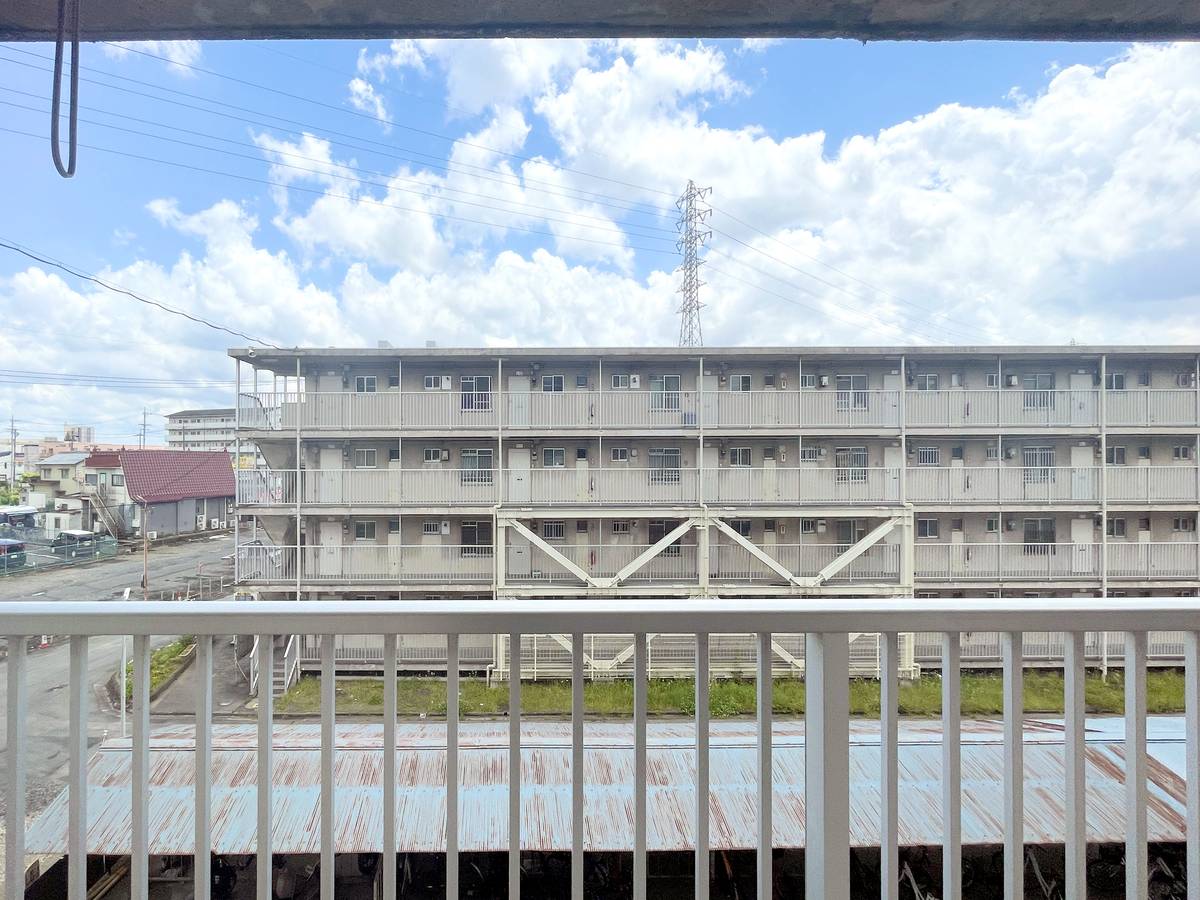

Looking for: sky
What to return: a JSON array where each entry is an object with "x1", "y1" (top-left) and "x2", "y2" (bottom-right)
[{"x1": 0, "y1": 37, "x2": 1198, "y2": 443}]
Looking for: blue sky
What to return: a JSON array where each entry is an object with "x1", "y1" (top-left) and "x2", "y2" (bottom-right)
[{"x1": 0, "y1": 37, "x2": 1197, "y2": 440}]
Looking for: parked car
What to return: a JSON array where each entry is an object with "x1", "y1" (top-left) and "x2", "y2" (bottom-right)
[
  {"x1": 50, "y1": 529, "x2": 98, "y2": 557},
  {"x1": 0, "y1": 539, "x2": 27, "y2": 572}
]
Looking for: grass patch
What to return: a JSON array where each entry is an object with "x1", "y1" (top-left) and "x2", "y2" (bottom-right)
[
  {"x1": 123, "y1": 636, "x2": 195, "y2": 702},
  {"x1": 276, "y1": 669, "x2": 1190, "y2": 717}
]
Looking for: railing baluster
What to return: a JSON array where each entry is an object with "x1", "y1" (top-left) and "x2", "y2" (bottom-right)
[
  {"x1": 634, "y1": 632, "x2": 648, "y2": 899},
  {"x1": 941, "y1": 631, "x2": 961, "y2": 900},
  {"x1": 321, "y1": 634, "x2": 335, "y2": 899},
  {"x1": 447, "y1": 634, "x2": 460, "y2": 900},
  {"x1": 195, "y1": 635, "x2": 213, "y2": 900},
  {"x1": 695, "y1": 633, "x2": 710, "y2": 900},
  {"x1": 757, "y1": 631, "x2": 772, "y2": 899},
  {"x1": 571, "y1": 632, "x2": 585, "y2": 900},
  {"x1": 1186, "y1": 631, "x2": 1200, "y2": 900},
  {"x1": 68, "y1": 635, "x2": 88, "y2": 900},
  {"x1": 509, "y1": 632, "x2": 521, "y2": 899},
  {"x1": 256, "y1": 633, "x2": 273, "y2": 900},
  {"x1": 880, "y1": 632, "x2": 899, "y2": 900},
  {"x1": 1001, "y1": 632, "x2": 1023, "y2": 900},
  {"x1": 805, "y1": 632, "x2": 849, "y2": 900},
  {"x1": 1064, "y1": 631, "x2": 1086, "y2": 900},
  {"x1": 383, "y1": 635, "x2": 397, "y2": 900},
  {"x1": 1125, "y1": 631, "x2": 1148, "y2": 900},
  {"x1": 5, "y1": 636, "x2": 26, "y2": 900},
  {"x1": 132, "y1": 635, "x2": 151, "y2": 900}
]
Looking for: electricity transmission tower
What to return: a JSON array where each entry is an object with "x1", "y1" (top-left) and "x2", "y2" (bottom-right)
[{"x1": 675, "y1": 180, "x2": 712, "y2": 347}]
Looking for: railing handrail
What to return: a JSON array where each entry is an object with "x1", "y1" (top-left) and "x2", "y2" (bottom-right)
[{"x1": 4, "y1": 597, "x2": 1200, "y2": 634}]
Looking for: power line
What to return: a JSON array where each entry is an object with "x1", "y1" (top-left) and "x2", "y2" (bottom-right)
[
  {"x1": 1, "y1": 368, "x2": 232, "y2": 385},
  {"x1": 0, "y1": 238, "x2": 285, "y2": 348},
  {"x1": 0, "y1": 127, "x2": 676, "y2": 257},
  {"x1": 0, "y1": 49, "x2": 676, "y2": 219}
]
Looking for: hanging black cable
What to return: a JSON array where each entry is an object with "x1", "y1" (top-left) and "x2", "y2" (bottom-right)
[{"x1": 50, "y1": 0, "x2": 81, "y2": 177}]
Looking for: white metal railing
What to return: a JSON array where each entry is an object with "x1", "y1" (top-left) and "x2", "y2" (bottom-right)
[
  {"x1": 906, "y1": 466, "x2": 1102, "y2": 504},
  {"x1": 915, "y1": 541, "x2": 1200, "y2": 581},
  {"x1": 3, "y1": 597, "x2": 1200, "y2": 900},
  {"x1": 1107, "y1": 466, "x2": 1200, "y2": 503},
  {"x1": 1105, "y1": 389, "x2": 1200, "y2": 426},
  {"x1": 904, "y1": 389, "x2": 1101, "y2": 427}
]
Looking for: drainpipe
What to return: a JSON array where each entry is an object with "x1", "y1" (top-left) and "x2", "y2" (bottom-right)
[
  {"x1": 1100, "y1": 354, "x2": 1108, "y2": 604},
  {"x1": 295, "y1": 356, "x2": 302, "y2": 602},
  {"x1": 234, "y1": 357, "x2": 240, "y2": 584}
]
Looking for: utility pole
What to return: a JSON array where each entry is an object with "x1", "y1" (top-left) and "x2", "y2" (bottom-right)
[
  {"x1": 141, "y1": 501, "x2": 149, "y2": 600},
  {"x1": 675, "y1": 180, "x2": 712, "y2": 348},
  {"x1": 8, "y1": 416, "x2": 16, "y2": 489},
  {"x1": 140, "y1": 409, "x2": 147, "y2": 449}
]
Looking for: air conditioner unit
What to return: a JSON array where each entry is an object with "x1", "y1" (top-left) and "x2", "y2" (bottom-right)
[
  {"x1": 630, "y1": 448, "x2": 639, "y2": 458},
  {"x1": 818, "y1": 375, "x2": 830, "y2": 388},
  {"x1": 440, "y1": 375, "x2": 452, "y2": 390},
  {"x1": 147, "y1": 531, "x2": 158, "y2": 540},
  {"x1": 197, "y1": 515, "x2": 207, "y2": 528},
  {"x1": 817, "y1": 448, "x2": 827, "y2": 458},
  {"x1": 220, "y1": 521, "x2": 228, "y2": 529},
  {"x1": 440, "y1": 450, "x2": 450, "y2": 462},
  {"x1": 1006, "y1": 375, "x2": 1019, "y2": 387},
  {"x1": 1005, "y1": 448, "x2": 1017, "y2": 459},
  {"x1": 630, "y1": 375, "x2": 640, "y2": 388},
  {"x1": 210, "y1": 518, "x2": 220, "y2": 529}
]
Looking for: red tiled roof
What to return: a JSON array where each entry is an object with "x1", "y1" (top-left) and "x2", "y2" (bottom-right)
[
  {"x1": 118, "y1": 450, "x2": 234, "y2": 504},
  {"x1": 84, "y1": 451, "x2": 122, "y2": 469}
]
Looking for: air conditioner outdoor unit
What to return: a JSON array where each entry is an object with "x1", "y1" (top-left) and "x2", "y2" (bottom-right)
[
  {"x1": 1006, "y1": 375, "x2": 1019, "y2": 387},
  {"x1": 147, "y1": 531, "x2": 158, "y2": 540},
  {"x1": 210, "y1": 518, "x2": 220, "y2": 528},
  {"x1": 220, "y1": 521, "x2": 228, "y2": 529},
  {"x1": 818, "y1": 375, "x2": 830, "y2": 388},
  {"x1": 440, "y1": 450, "x2": 450, "y2": 461},
  {"x1": 197, "y1": 515, "x2": 207, "y2": 528}
]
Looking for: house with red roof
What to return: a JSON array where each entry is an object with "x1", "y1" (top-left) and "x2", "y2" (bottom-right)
[{"x1": 81, "y1": 450, "x2": 234, "y2": 538}]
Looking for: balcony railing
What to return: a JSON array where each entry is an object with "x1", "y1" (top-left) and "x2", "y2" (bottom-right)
[
  {"x1": 906, "y1": 466, "x2": 1102, "y2": 503},
  {"x1": 1107, "y1": 465, "x2": 1200, "y2": 503},
  {"x1": 915, "y1": 541, "x2": 1200, "y2": 581},
  {"x1": 1106, "y1": 389, "x2": 1200, "y2": 426},
  {"x1": 3, "y1": 598, "x2": 1199, "y2": 900}
]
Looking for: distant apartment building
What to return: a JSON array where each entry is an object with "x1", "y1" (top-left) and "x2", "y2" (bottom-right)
[
  {"x1": 229, "y1": 345, "x2": 1200, "y2": 610},
  {"x1": 166, "y1": 407, "x2": 235, "y2": 451}
]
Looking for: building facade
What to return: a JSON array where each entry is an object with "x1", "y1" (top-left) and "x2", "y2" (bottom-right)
[
  {"x1": 231, "y1": 346, "x2": 1200, "y2": 606},
  {"x1": 166, "y1": 408, "x2": 236, "y2": 452}
]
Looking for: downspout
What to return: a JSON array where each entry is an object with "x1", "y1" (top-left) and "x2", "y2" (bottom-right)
[
  {"x1": 1100, "y1": 354, "x2": 1108, "y2": 602},
  {"x1": 295, "y1": 356, "x2": 302, "y2": 602},
  {"x1": 234, "y1": 356, "x2": 240, "y2": 585}
]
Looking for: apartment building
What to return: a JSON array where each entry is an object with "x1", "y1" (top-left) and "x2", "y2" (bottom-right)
[
  {"x1": 166, "y1": 407, "x2": 236, "y2": 452},
  {"x1": 231, "y1": 346, "x2": 1200, "y2": 605}
]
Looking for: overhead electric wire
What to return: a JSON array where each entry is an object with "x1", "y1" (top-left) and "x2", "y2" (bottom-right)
[
  {"x1": 0, "y1": 48, "x2": 675, "y2": 220},
  {"x1": 0, "y1": 127, "x2": 676, "y2": 257},
  {"x1": 0, "y1": 368, "x2": 233, "y2": 386},
  {"x1": 0, "y1": 95, "x2": 677, "y2": 245},
  {"x1": 0, "y1": 238, "x2": 285, "y2": 348},
  {"x1": 99, "y1": 41, "x2": 679, "y2": 201}
]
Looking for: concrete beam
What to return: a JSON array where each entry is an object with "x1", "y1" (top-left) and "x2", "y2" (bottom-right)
[{"x1": 3, "y1": 0, "x2": 1199, "y2": 42}]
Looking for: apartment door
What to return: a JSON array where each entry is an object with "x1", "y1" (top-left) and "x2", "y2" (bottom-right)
[
  {"x1": 319, "y1": 519, "x2": 342, "y2": 580},
  {"x1": 1070, "y1": 444, "x2": 1093, "y2": 501},
  {"x1": 1069, "y1": 372, "x2": 1092, "y2": 425},
  {"x1": 575, "y1": 452, "x2": 591, "y2": 502},
  {"x1": 508, "y1": 376, "x2": 530, "y2": 428},
  {"x1": 507, "y1": 447, "x2": 531, "y2": 503},
  {"x1": 882, "y1": 444, "x2": 903, "y2": 501},
  {"x1": 1069, "y1": 517, "x2": 1093, "y2": 575},
  {"x1": 317, "y1": 446, "x2": 342, "y2": 504}
]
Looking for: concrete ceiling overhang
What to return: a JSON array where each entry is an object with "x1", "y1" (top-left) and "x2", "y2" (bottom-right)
[{"x1": 2, "y1": 0, "x2": 1199, "y2": 43}]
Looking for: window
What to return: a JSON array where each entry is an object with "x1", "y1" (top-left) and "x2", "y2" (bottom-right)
[
  {"x1": 461, "y1": 449, "x2": 494, "y2": 485},
  {"x1": 85, "y1": 473, "x2": 98, "y2": 485},
  {"x1": 649, "y1": 447, "x2": 681, "y2": 484},
  {"x1": 728, "y1": 519, "x2": 752, "y2": 537},
  {"x1": 649, "y1": 519, "x2": 682, "y2": 556},
  {"x1": 424, "y1": 375, "x2": 447, "y2": 391},
  {"x1": 461, "y1": 375, "x2": 492, "y2": 411},
  {"x1": 834, "y1": 446, "x2": 868, "y2": 484},
  {"x1": 541, "y1": 520, "x2": 566, "y2": 541},
  {"x1": 917, "y1": 518, "x2": 939, "y2": 539},
  {"x1": 389, "y1": 446, "x2": 400, "y2": 462},
  {"x1": 1139, "y1": 517, "x2": 1151, "y2": 532},
  {"x1": 916, "y1": 447, "x2": 941, "y2": 466},
  {"x1": 915, "y1": 374, "x2": 939, "y2": 391},
  {"x1": 1105, "y1": 373, "x2": 1126, "y2": 391},
  {"x1": 1139, "y1": 446, "x2": 1152, "y2": 461},
  {"x1": 763, "y1": 375, "x2": 776, "y2": 389},
  {"x1": 1174, "y1": 445, "x2": 1193, "y2": 460},
  {"x1": 610, "y1": 447, "x2": 629, "y2": 463},
  {"x1": 461, "y1": 520, "x2": 493, "y2": 556},
  {"x1": 836, "y1": 520, "x2": 866, "y2": 544},
  {"x1": 1023, "y1": 446, "x2": 1055, "y2": 483},
  {"x1": 60, "y1": 468, "x2": 71, "y2": 479},
  {"x1": 762, "y1": 447, "x2": 776, "y2": 461},
  {"x1": 729, "y1": 447, "x2": 752, "y2": 467},
  {"x1": 835, "y1": 374, "x2": 869, "y2": 411},
  {"x1": 354, "y1": 521, "x2": 376, "y2": 541},
  {"x1": 1106, "y1": 446, "x2": 1127, "y2": 466},
  {"x1": 801, "y1": 519, "x2": 817, "y2": 535},
  {"x1": 763, "y1": 519, "x2": 776, "y2": 533},
  {"x1": 986, "y1": 517, "x2": 999, "y2": 533},
  {"x1": 800, "y1": 446, "x2": 821, "y2": 461},
  {"x1": 542, "y1": 448, "x2": 566, "y2": 468},
  {"x1": 355, "y1": 375, "x2": 377, "y2": 393},
  {"x1": 1174, "y1": 517, "x2": 1197, "y2": 533},
  {"x1": 354, "y1": 448, "x2": 378, "y2": 469},
  {"x1": 1177, "y1": 373, "x2": 1197, "y2": 388},
  {"x1": 112, "y1": 473, "x2": 124, "y2": 487},
  {"x1": 611, "y1": 520, "x2": 632, "y2": 535},
  {"x1": 388, "y1": 375, "x2": 400, "y2": 388},
  {"x1": 1022, "y1": 518, "x2": 1056, "y2": 553},
  {"x1": 986, "y1": 445, "x2": 999, "y2": 461},
  {"x1": 423, "y1": 521, "x2": 441, "y2": 536},
  {"x1": 388, "y1": 517, "x2": 400, "y2": 535},
  {"x1": 542, "y1": 375, "x2": 565, "y2": 392},
  {"x1": 1022, "y1": 373, "x2": 1055, "y2": 409},
  {"x1": 799, "y1": 373, "x2": 817, "y2": 389},
  {"x1": 610, "y1": 374, "x2": 630, "y2": 389},
  {"x1": 951, "y1": 446, "x2": 964, "y2": 461},
  {"x1": 1138, "y1": 371, "x2": 1151, "y2": 386},
  {"x1": 576, "y1": 374, "x2": 589, "y2": 388},
  {"x1": 649, "y1": 374, "x2": 681, "y2": 411},
  {"x1": 423, "y1": 448, "x2": 443, "y2": 464},
  {"x1": 730, "y1": 374, "x2": 752, "y2": 392},
  {"x1": 1107, "y1": 518, "x2": 1127, "y2": 538},
  {"x1": 986, "y1": 373, "x2": 1000, "y2": 388},
  {"x1": 576, "y1": 520, "x2": 589, "y2": 533}
]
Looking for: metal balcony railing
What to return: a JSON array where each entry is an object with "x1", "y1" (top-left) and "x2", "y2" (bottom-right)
[
  {"x1": 914, "y1": 541, "x2": 1200, "y2": 581},
  {"x1": 906, "y1": 466, "x2": 1103, "y2": 504},
  {"x1": 3, "y1": 597, "x2": 1200, "y2": 900}
]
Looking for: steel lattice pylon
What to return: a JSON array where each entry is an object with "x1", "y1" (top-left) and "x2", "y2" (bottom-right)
[{"x1": 675, "y1": 180, "x2": 712, "y2": 347}]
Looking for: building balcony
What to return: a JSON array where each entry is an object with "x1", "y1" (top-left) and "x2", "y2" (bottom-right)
[
  {"x1": 915, "y1": 541, "x2": 1200, "y2": 581},
  {"x1": 2, "y1": 597, "x2": 1197, "y2": 900}
]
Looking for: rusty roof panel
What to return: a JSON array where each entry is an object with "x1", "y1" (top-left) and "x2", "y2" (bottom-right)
[{"x1": 24, "y1": 718, "x2": 1189, "y2": 855}]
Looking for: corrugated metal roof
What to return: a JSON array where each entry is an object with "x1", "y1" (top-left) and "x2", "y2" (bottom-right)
[
  {"x1": 24, "y1": 718, "x2": 1189, "y2": 856},
  {"x1": 119, "y1": 449, "x2": 234, "y2": 504},
  {"x1": 38, "y1": 451, "x2": 89, "y2": 466}
]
